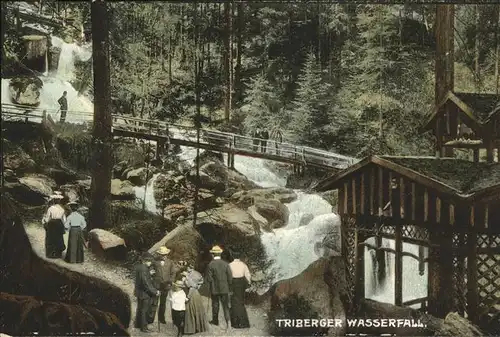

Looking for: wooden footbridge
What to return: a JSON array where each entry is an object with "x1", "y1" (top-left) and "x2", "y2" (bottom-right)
[{"x1": 1, "y1": 103, "x2": 357, "y2": 170}]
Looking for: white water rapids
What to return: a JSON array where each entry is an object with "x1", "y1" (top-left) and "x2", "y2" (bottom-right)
[
  {"x1": 2, "y1": 36, "x2": 93, "y2": 124},
  {"x1": 3, "y1": 33, "x2": 429, "y2": 302}
]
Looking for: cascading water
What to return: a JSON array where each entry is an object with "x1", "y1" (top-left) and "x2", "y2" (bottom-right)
[
  {"x1": 133, "y1": 173, "x2": 160, "y2": 214},
  {"x1": 364, "y1": 237, "x2": 428, "y2": 307},
  {"x1": 1, "y1": 36, "x2": 93, "y2": 124}
]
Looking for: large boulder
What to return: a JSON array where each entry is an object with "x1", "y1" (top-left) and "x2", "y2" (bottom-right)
[
  {"x1": 148, "y1": 225, "x2": 203, "y2": 266},
  {"x1": 194, "y1": 204, "x2": 261, "y2": 237},
  {"x1": 190, "y1": 161, "x2": 259, "y2": 195},
  {"x1": 19, "y1": 174, "x2": 56, "y2": 198},
  {"x1": 269, "y1": 257, "x2": 347, "y2": 336},
  {"x1": 231, "y1": 187, "x2": 297, "y2": 208},
  {"x1": 8, "y1": 76, "x2": 43, "y2": 106},
  {"x1": 254, "y1": 198, "x2": 289, "y2": 228},
  {"x1": 125, "y1": 167, "x2": 158, "y2": 186},
  {"x1": 110, "y1": 179, "x2": 135, "y2": 200},
  {"x1": 3, "y1": 143, "x2": 36, "y2": 174},
  {"x1": 187, "y1": 169, "x2": 225, "y2": 192},
  {"x1": 0, "y1": 292, "x2": 128, "y2": 336},
  {"x1": 189, "y1": 204, "x2": 267, "y2": 270},
  {"x1": 41, "y1": 167, "x2": 80, "y2": 185},
  {"x1": 163, "y1": 204, "x2": 190, "y2": 222},
  {"x1": 88, "y1": 229, "x2": 127, "y2": 260},
  {"x1": 59, "y1": 183, "x2": 88, "y2": 203}
]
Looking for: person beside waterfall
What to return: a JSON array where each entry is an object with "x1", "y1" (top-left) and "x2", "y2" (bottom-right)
[
  {"x1": 41, "y1": 192, "x2": 67, "y2": 259},
  {"x1": 149, "y1": 246, "x2": 176, "y2": 326},
  {"x1": 183, "y1": 267, "x2": 209, "y2": 334},
  {"x1": 206, "y1": 245, "x2": 233, "y2": 330},
  {"x1": 64, "y1": 201, "x2": 86, "y2": 263},
  {"x1": 260, "y1": 129, "x2": 269, "y2": 153},
  {"x1": 252, "y1": 129, "x2": 261, "y2": 152},
  {"x1": 228, "y1": 250, "x2": 251, "y2": 329},
  {"x1": 57, "y1": 91, "x2": 68, "y2": 123},
  {"x1": 134, "y1": 253, "x2": 160, "y2": 333}
]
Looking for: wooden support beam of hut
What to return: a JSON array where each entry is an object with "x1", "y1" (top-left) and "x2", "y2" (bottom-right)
[{"x1": 391, "y1": 175, "x2": 403, "y2": 306}]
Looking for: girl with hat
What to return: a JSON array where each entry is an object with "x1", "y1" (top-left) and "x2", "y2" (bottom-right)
[
  {"x1": 41, "y1": 192, "x2": 67, "y2": 258},
  {"x1": 64, "y1": 201, "x2": 87, "y2": 263},
  {"x1": 169, "y1": 279, "x2": 188, "y2": 337}
]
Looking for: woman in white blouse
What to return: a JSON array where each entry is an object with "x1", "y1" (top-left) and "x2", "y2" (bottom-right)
[{"x1": 41, "y1": 193, "x2": 66, "y2": 258}]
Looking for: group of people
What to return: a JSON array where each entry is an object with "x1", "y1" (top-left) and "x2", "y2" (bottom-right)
[
  {"x1": 42, "y1": 191, "x2": 87, "y2": 263},
  {"x1": 252, "y1": 128, "x2": 283, "y2": 154},
  {"x1": 252, "y1": 128, "x2": 270, "y2": 153},
  {"x1": 134, "y1": 245, "x2": 252, "y2": 335}
]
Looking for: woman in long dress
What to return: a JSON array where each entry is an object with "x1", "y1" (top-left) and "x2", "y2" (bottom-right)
[
  {"x1": 228, "y1": 251, "x2": 251, "y2": 328},
  {"x1": 183, "y1": 268, "x2": 209, "y2": 334},
  {"x1": 42, "y1": 194, "x2": 67, "y2": 258},
  {"x1": 64, "y1": 201, "x2": 87, "y2": 263}
]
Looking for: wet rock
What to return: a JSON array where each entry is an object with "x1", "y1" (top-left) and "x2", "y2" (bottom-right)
[
  {"x1": 8, "y1": 76, "x2": 43, "y2": 106},
  {"x1": 231, "y1": 187, "x2": 297, "y2": 208},
  {"x1": 247, "y1": 205, "x2": 270, "y2": 231},
  {"x1": 194, "y1": 204, "x2": 261, "y2": 237},
  {"x1": 113, "y1": 160, "x2": 128, "y2": 179},
  {"x1": 269, "y1": 257, "x2": 347, "y2": 337},
  {"x1": 126, "y1": 167, "x2": 158, "y2": 186},
  {"x1": 110, "y1": 179, "x2": 135, "y2": 200},
  {"x1": 251, "y1": 270, "x2": 266, "y2": 282},
  {"x1": 254, "y1": 199, "x2": 289, "y2": 228},
  {"x1": 299, "y1": 213, "x2": 314, "y2": 227},
  {"x1": 187, "y1": 168, "x2": 225, "y2": 192},
  {"x1": 88, "y1": 228, "x2": 127, "y2": 260}
]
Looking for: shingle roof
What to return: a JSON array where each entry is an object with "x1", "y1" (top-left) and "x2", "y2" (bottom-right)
[
  {"x1": 454, "y1": 92, "x2": 500, "y2": 123},
  {"x1": 380, "y1": 156, "x2": 500, "y2": 194}
]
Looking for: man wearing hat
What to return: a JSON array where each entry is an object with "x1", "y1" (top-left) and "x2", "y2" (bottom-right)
[
  {"x1": 206, "y1": 245, "x2": 233, "y2": 329},
  {"x1": 42, "y1": 192, "x2": 67, "y2": 258},
  {"x1": 64, "y1": 201, "x2": 87, "y2": 263},
  {"x1": 148, "y1": 246, "x2": 176, "y2": 325},
  {"x1": 134, "y1": 252, "x2": 160, "y2": 333}
]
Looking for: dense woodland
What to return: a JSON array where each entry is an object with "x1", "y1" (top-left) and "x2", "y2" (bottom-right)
[{"x1": 3, "y1": 2, "x2": 500, "y2": 158}]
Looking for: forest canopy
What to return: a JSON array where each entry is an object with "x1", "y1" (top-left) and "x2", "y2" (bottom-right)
[{"x1": 3, "y1": 2, "x2": 499, "y2": 158}]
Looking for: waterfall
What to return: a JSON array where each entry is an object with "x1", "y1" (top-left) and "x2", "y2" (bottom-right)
[
  {"x1": 133, "y1": 173, "x2": 160, "y2": 214},
  {"x1": 1, "y1": 35, "x2": 93, "y2": 124},
  {"x1": 364, "y1": 238, "x2": 428, "y2": 307}
]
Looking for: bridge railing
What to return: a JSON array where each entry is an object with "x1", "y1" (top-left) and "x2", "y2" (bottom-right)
[{"x1": 2, "y1": 104, "x2": 357, "y2": 169}]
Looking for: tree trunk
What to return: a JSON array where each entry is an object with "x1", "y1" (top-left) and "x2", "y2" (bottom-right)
[
  {"x1": 223, "y1": 2, "x2": 231, "y2": 122},
  {"x1": 89, "y1": 0, "x2": 112, "y2": 230},
  {"x1": 495, "y1": 6, "x2": 499, "y2": 95},
  {"x1": 180, "y1": 4, "x2": 185, "y2": 63},
  {"x1": 168, "y1": 31, "x2": 172, "y2": 83},
  {"x1": 474, "y1": 5, "x2": 480, "y2": 90},
  {"x1": 193, "y1": 2, "x2": 201, "y2": 227},
  {"x1": 235, "y1": 2, "x2": 243, "y2": 103},
  {"x1": 317, "y1": 2, "x2": 321, "y2": 68}
]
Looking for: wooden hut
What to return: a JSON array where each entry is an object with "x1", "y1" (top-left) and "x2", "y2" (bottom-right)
[
  {"x1": 420, "y1": 91, "x2": 500, "y2": 162},
  {"x1": 314, "y1": 155, "x2": 500, "y2": 324}
]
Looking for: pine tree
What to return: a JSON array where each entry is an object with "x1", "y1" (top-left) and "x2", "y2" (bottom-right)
[
  {"x1": 241, "y1": 73, "x2": 282, "y2": 133},
  {"x1": 289, "y1": 52, "x2": 332, "y2": 147}
]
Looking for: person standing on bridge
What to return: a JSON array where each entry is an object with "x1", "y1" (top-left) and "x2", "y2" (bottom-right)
[
  {"x1": 58, "y1": 91, "x2": 68, "y2": 123},
  {"x1": 252, "y1": 128, "x2": 261, "y2": 152},
  {"x1": 260, "y1": 129, "x2": 269, "y2": 153}
]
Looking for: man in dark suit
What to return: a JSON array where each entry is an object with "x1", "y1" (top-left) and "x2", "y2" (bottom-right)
[
  {"x1": 206, "y1": 245, "x2": 233, "y2": 329},
  {"x1": 134, "y1": 252, "x2": 160, "y2": 333},
  {"x1": 149, "y1": 246, "x2": 176, "y2": 325}
]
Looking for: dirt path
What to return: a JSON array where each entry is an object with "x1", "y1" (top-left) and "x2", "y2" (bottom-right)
[{"x1": 24, "y1": 222, "x2": 271, "y2": 337}]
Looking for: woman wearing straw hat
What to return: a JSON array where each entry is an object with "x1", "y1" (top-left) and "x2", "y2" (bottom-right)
[
  {"x1": 64, "y1": 201, "x2": 87, "y2": 263},
  {"x1": 183, "y1": 267, "x2": 209, "y2": 334},
  {"x1": 169, "y1": 279, "x2": 188, "y2": 337},
  {"x1": 41, "y1": 192, "x2": 67, "y2": 258}
]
